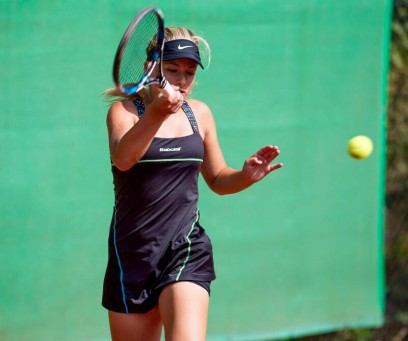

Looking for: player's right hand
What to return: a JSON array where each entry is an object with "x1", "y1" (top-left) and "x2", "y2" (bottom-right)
[{"x1": 148, "y1": 85, "x2": 184, "y2": 116}]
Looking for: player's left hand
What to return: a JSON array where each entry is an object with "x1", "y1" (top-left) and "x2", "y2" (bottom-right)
[{"x1": 242, "y1": 145, "x2": 283, "y2": 182}]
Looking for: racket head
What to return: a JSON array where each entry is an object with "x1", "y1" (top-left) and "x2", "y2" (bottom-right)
[{"x1": 113, "y1": 7, "x2": 165, "y2": 96}]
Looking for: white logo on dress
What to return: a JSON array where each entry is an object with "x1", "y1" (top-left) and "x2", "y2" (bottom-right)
[{"x1": 160, "y1": 147, "x2": 181, "y2": 152}]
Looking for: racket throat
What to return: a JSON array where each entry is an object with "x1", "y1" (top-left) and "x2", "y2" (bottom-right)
[{"x1": 159, "y1": 78, "x2": 168, "y2": 89}]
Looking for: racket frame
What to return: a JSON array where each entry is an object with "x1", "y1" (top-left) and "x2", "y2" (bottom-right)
[{"x1": 112, "y1": 7, "x2": 172, "y2": 96}]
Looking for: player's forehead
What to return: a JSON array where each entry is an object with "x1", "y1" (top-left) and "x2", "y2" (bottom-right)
[{"x1": 164, "y1": 58, "x2": 198, "y2": 69}]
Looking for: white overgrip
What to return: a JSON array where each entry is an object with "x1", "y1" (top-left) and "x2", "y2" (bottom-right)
[{"x1": 160, "y1": 80, "x2": 175, "y2": 97}]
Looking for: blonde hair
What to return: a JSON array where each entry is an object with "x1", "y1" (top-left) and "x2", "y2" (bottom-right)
[{"x1": 103, "y1": 27, "x2": 211, "y2": 101}]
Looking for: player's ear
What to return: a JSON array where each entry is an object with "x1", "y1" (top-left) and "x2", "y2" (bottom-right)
[{"x1": 144, "y1": 61, "x2": 152, "y2": 71}]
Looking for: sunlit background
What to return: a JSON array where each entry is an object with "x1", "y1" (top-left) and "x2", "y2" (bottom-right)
[{"x1": 2, "y1": 1, "x2": 406, "y2": 340}]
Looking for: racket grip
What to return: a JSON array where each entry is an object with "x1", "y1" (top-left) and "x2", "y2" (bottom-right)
[{"x1": 160, "y1": 80, "x2": 175, "y2": 97}]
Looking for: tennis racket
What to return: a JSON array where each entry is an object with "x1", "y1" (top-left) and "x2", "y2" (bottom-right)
[{"x1": 112, "y1": 7, "x2": 174, "y2": 97}]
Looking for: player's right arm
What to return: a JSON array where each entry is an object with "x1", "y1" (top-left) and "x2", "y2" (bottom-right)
[
  {"x1": 107, "y1": 89, "x2": 185, "y2": 171},
  {"x1": 107, "y1": 100, "x2": 161, "y2": 171},
  {"x1": 107, "y1": 97, "x2": 175, "y2": 171}
]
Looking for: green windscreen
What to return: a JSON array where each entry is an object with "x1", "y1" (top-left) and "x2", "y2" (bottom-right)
[{"x1": 0, "y1": 1, "x2": 390, "y2": 340}]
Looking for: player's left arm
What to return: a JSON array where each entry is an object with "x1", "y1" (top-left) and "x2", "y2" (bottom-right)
[{"x1": 193, "y1": 100, "x2": 283, "y2": 195}]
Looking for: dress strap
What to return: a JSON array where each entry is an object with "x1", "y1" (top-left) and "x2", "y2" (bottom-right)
[
  {"x1": 132, "y1": 98, "x2": 145, "y2": 118},
  {"x1": 181, "y1": 101, "x2": 200, "y2": 134}
]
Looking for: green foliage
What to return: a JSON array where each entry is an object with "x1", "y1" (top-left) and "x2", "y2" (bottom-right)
[
  {"x1": 388, "y1": 3, "x2": 408, "y2": 185},
  {"x1": 391, "y1": 6, "x2": 408, "y2": 70},
  {"x1": 386, "y1": 2, "x2": 408, "y2": 322}
]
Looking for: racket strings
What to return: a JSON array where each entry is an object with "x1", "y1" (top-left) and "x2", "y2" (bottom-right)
[{"x1": 119, "y1": 12, "x2": 160, "y2": 89}]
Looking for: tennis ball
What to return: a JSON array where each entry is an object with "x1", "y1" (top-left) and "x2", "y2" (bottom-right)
[{"x1": 347, "y1": 135, "x2": 373, "y2": 160}]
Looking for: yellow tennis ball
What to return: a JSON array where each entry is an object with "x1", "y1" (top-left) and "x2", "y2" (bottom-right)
[{"x1": 347, "y1": 135, "x2": 373, "y2": 159}]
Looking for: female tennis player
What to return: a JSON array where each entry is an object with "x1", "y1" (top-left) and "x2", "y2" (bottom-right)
[{"x1": 102, "y1": 27, "x2": 283, "y2": 341}]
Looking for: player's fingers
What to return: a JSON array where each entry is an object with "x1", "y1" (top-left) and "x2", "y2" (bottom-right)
[
  {"x1": 267, "y1": 163, "x2": 284, "y2": 173},
  {"x1": 246, "y1": 156, "x2": 263, "y2": 166},
  {"x1": 262, "y1": 147, "x2": 280, "y2": 161},
  {"x1": 255, "y1": 149, "x2": 279, "y2": 164}
]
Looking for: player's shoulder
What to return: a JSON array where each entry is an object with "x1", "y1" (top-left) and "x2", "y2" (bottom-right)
[
  {"x1": 108, "y1": 99, "x2": 138, "y2": 117},
  {"x1": 107, "y1": 99, "x2": 139, "y2": 126},
  {"x1": 186, "y1": 98, "x2": 212, "y2": 117},
  {"x1": 110, "y1": 99, "x2": 137, "y2": 112},
  {"x1": 186, "y1": 98, "x2": 216, "y2": 136}
]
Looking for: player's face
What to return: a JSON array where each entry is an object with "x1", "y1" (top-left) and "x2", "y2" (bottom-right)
[{"x1": 162, "y1": 59, "x2": 198, "y2": 97}]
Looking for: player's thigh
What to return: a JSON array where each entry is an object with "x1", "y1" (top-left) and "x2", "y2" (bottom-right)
[
  {"x1": 158, "y1": 281, "x2": 210, "y2": 341},
  {"x1": 108, "y1": 308, "x2": 162, "y2": 341}
]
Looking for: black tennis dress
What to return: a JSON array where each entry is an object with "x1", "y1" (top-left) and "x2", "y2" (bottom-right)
[{"x1": 102, "y1": 100, "x2": 216, "y2": 314}]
